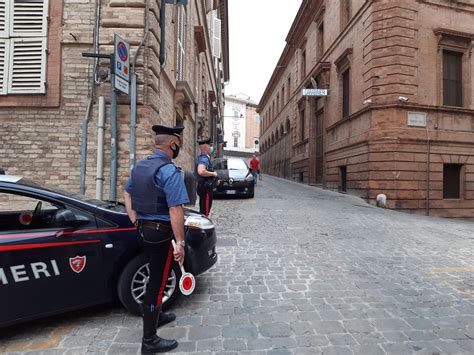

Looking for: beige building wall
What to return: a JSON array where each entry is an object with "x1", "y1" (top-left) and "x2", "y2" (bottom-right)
[
  {"x1": 0, "y1": 0, "x2": 229, "y2": 199},
  {"x1": 259, "y1": 0, "x2": 474, "y2": 218},
  {"x1": 223, "y1": 94, "x2": 260, "y2": 154}
]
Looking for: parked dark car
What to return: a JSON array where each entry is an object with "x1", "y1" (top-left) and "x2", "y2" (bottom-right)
[
  {"x1": 0, "y1": 175, "x2": 217, "y2": 327},
  {"x1": 212, "y1": 158, "x2": 254, "y2": 198}
]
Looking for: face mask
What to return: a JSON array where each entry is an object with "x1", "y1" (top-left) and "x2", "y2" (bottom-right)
[
  {"x1": 171, "y1": 143, "x2": 180, "y2": 159},
  {"x1": 210, "y1": 146, "x2": 215, "y2": 156}
]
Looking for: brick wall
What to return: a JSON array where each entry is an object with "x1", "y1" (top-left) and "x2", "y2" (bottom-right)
[
  {"x1": 259, "y1": 0, "x2": 474, "y2": 218},
  {"x1": 0, "y1": 0, "x2": 226, "y2": 201}
]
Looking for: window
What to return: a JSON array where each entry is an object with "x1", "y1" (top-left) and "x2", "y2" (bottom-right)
[
  {"x1": 232, "y1": 131, "x2": 240, "y2": 148},
  {"x1": 443, "y1": 164, "x2": 462, "y2": 199},
  {"x1": 299, "y1": 107, "x2": 305, "y2": 141},
  {"x1": 287, "y1": 76, "x2": 291, "y2": 101},
  {"x1": 342, "y1": 68, "x2": 350, "y2": 118},
  {"x1": 277, "y1": 94, "x2": 280, "y2": 112},
  {"x1": 281, "y1": 87, "x2": 285, "y2": 108},
  {"x1": 443, "y1": 50, "x2": 462, "y2": 107},
  {"x1": 300, "y1": 49, "x2": 306, "y2": 82},
  {"x1": 176, "y1": 5, "x2": 186, "y2": 80},
  {"x1": 0, "y1": 192, "x2": 95, "y2": 232},
  {"x1": 211, "y1": 13, "x2": 221, "y2": 58},
  {"x1": 317, "y1": 22, "x2": 324, "y2": 60},
  {"x1": 341, "y1": 0, "x2": 351, "y2": 29},
  {"x1": 339, "y1": 166, "x2": 347, "y2": 192},
  {"x1": 0, "y1": 0, "x2": 49, "y2": 95}
]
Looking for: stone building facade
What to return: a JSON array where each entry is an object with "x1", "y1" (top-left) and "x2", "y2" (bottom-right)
[
  {"x1": 0, "y1": 0, "x2": 229, "y2": 201},
  {"x1": 223, "y1": 94, "x2": 260, "y2": 154},
  {"x1": 258, "y1": 0, "x2": 474, "y2": 218}
]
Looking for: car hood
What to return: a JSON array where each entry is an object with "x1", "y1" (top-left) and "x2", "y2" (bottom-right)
[{"x1": 216, "y1": 170, "x2": 249, "y2": 181}]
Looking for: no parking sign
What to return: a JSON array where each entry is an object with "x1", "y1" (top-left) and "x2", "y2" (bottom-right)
[{"x1": 114, "y1": 34, "x2": 130, "y2": 94}]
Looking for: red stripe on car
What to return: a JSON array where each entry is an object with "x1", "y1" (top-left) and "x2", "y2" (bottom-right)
[
  {"x1": 0, "y1": 227, "x2": 136, "y2": 240},
  {"x1": 0, "y1": 240, "x2": 101, "y2": 252}
]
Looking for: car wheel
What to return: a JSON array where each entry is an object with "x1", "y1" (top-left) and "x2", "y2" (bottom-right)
[
  {"x1": 117, "y1": 254, "x2": 181, "y2": 315},
  {"x1": 248, "y1": 187, "x2": 255, "y2": 198}
]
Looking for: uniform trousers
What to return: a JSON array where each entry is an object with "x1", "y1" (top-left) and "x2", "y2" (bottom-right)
[
  {"x1": 197, "y1": 183, "x2": 213, "y2": 217},
  {"x1": 138, "y1": 222, "x2": 174, "y2": 308}
]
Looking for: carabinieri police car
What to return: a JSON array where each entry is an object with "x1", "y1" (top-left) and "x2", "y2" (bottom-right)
[{"x1": 0, "y1": 175, "x2": 217, "y2": 327}]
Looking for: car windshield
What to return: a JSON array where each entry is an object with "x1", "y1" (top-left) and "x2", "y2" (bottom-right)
[
  {"x1": 213, "y1": 159, "x2": 248, "y2": 171},
  {"x1": 15, "y1": 177, "x2": 110, "y2": 207}
]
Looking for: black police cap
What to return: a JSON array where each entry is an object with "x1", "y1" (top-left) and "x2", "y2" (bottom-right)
[
  {"x1": 152, "y1": 124, "x2": 184, "y2": 138},
  {"x1": 197, "y1": 137, "x2": 212, "y2": 145}
]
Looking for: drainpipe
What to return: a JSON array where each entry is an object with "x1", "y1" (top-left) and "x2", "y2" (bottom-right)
[
  {"x1": 96, "y1": 96, "x2": 105, "y2": 199},
  {"x1": 159, "y1": 0, "x2": 166, "y2": 66},
  {"x1": 109, "y1": 73, "x2": 118, "y2": 202},
  {"x1": 426, "y1": 126, "x2": 431, "y2": 216},
  {"x1": 79, "y1": 0, "x2": 101, "y2": 194},
  {"x1": 130, "y1": 0, "x2": 150, "y2": 171}
]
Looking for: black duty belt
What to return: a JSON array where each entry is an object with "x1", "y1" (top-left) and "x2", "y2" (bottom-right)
[{"x1": 138, "y1": 220, "x2": 173, "y2": 233}]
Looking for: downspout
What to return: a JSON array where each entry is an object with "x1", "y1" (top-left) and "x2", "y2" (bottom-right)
[
  {"x1": 130, "y1": 0, "x2": 150, "y2": 171},
  {"x1": 159, "y1": 0, "x2": 166, "y2": 66},
  {"x1": 426, "y1": 125, "x2": 431, "y2": 216},
  {"x1": 96, "y1": 96, "x2": 105, "y2": 199},
  {"x1": 79, "y1": 0, "x2": 101, "y2": 194}
]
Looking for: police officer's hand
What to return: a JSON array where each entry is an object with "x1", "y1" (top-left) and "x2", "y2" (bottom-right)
[{"x1": 173, "y1": 244, "x2": 185, "y2": 264}]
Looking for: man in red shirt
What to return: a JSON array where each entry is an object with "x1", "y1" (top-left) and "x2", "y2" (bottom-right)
[{"x1": 249, "y1": 155, "x2": 260, "y2": 185}]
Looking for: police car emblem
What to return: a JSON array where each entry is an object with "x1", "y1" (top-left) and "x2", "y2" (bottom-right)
[{"x1": 69, "y1": 256, "x2": 86, "y2": 273}]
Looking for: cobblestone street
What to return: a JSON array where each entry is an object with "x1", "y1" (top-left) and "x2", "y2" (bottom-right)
[{"x1": 1, "y1": 176, "x2": 473, "y2": 354}]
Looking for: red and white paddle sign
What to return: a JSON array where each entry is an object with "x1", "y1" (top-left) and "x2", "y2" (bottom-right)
[
  {"x1": 19, "y1": 212, "x2": 33, "y2": 225},
  {"x1": 171, "y1": 240, "x2": 195, "y2": 296}
]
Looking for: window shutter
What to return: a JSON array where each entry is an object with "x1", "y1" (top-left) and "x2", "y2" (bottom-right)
[
  {"x1": 212, "y1": 17, "x2": 221, "y2": 58},
  {"x1": 0, "y1": 0, "x2": 10, "y2": 38},
  {"x1": 10, "y1": 0, "x2": 49, "y2": 37},
  {"x1": 8, "y1": 37, "x2": 46, "y2": 93},
  {"x1": 0, "y1": 40, "x2": 9, "y2": 94}
]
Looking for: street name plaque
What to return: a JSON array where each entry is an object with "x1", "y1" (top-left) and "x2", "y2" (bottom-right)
[{"x1": 302, "y1": 88, "x2": 329, "y2": 96}]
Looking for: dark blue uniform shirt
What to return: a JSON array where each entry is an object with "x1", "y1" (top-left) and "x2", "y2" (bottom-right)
[
  {"x1": 125, "y1": 150, "x2": 190, "y2": 222},
  {"x1": 196, "y1": 154, "x2": 212, "y2": 183}
]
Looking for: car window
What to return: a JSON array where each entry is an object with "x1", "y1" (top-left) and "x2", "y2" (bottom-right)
[
  {"x1": 212, "y1": 160, "x2": 228, "y2": 171},
  {"x1": 0, "y1": 192, "x2": 95, "y2": 232},
  {"x1": 227, "y1": 159, "x2": 248, "y2": 170}
]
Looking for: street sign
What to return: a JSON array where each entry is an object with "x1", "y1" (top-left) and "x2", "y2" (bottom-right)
[
  {"x1": 408, "y1": 112, "x2": 426, "y2": 127},
  {"x1": 114, "y1": 34, "x2": 130, "y2": 82},
  {"x1": 302, "y1": 88, "x2": 329, "y2": 96},
  {"x1": 115, "y1": 75, "x2": 129, "y2": 95}
]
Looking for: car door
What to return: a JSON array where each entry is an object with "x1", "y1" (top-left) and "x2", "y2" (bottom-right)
[{"x1": 0, "y1": 189, "x2": 107, "y2": 326}]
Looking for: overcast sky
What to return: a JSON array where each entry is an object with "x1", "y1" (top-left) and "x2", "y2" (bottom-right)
[{"x1": 225, "y1": 0, "x2": 302, "y2": 104}]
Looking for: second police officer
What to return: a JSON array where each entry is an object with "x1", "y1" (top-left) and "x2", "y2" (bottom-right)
[{"x1": 195, "y1": 137, "x2": 218, "y2": 217}]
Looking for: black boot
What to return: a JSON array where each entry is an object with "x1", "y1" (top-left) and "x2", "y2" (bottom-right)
[
  {"x1": 141, "y1": 304, "x2": 176, "y2": 329},
  {"x1": 157, "y1": 312, "x2": 176, "y2": 328},
  {"x1": 141, "y1": 304, "x2": 178, "y2": 354}
]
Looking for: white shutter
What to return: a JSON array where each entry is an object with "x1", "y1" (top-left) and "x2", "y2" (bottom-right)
[
  {"x1": 8, "y1": 37, "x2": 46, "y2": 93},
  {"x1": 0, "y1": 0, "x2": 10, "y2": 38},
  {"x1": 10, "y1": 0, "x2": 49, "y2": 37},
  {"x1": 0, "y1": 39, "x2": 9, "y2": 94},
  {"x1": 212, "y1": 16, "x2": 221, "y2": 58}
]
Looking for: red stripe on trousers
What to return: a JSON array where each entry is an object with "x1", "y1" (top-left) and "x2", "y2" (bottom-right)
[
  {"x1": 205, "y1": 191, "x2": 210, "y2": 217},
  {"x1": 156, "y1": 243, "x2": 173, "y2": 307}
]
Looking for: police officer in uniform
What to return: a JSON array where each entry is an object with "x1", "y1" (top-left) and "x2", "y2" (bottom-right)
[
  {"x1": 195, "y1": 138, "x2": 218, "y2": 216},
  {"x1": 124, "y1": 124, "x2": 189, "y2": 354}
]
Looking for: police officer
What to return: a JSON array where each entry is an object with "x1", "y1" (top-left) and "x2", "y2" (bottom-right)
[
  {"x1": 195, "y1": 138, "x2": 217, "y2": 217},
  {"x1": 124, "y1": 124, "x2": 189, "y2": 354}
]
